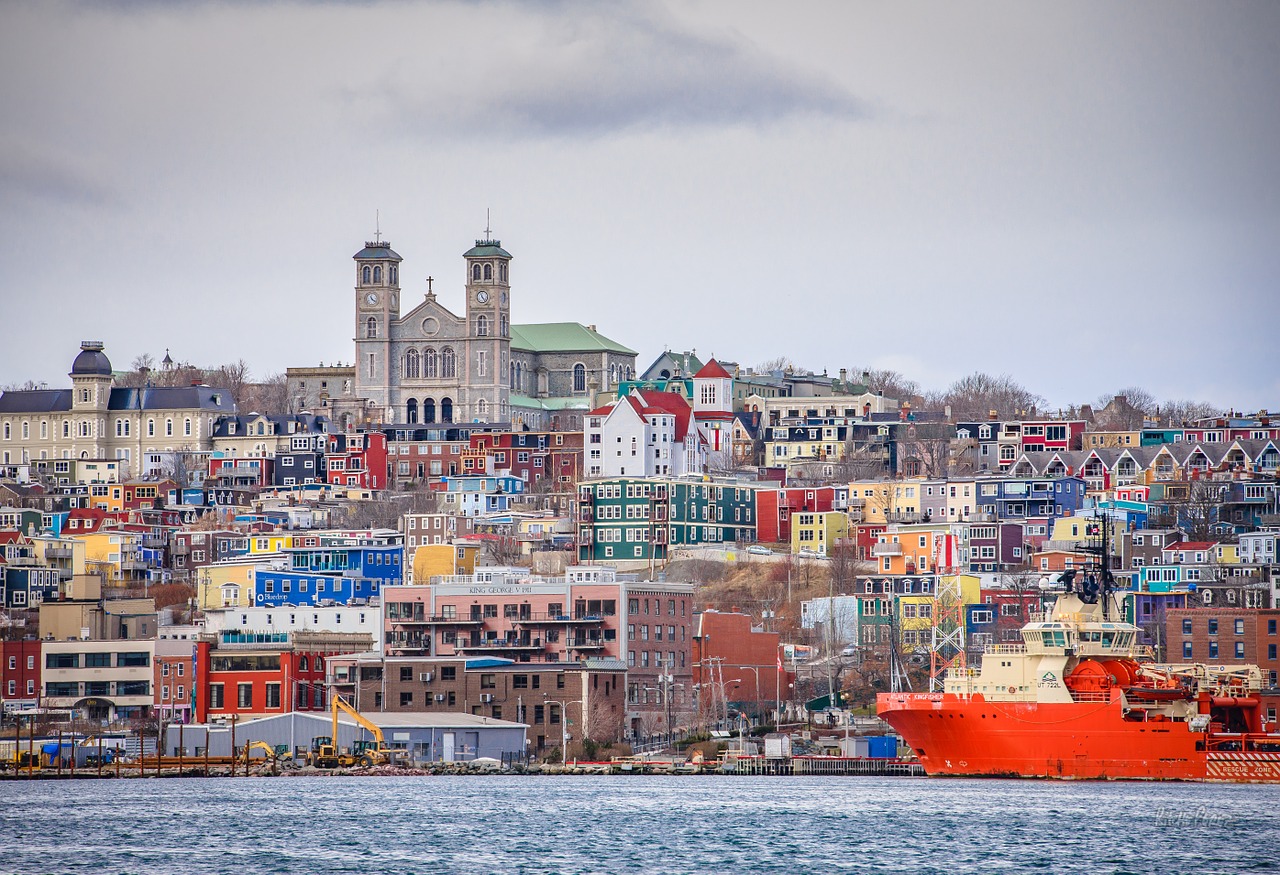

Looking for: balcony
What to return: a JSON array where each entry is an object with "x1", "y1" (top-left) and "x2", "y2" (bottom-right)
[
  {"x1": 872, "y1": 542, "x2": 903, "y2": 557},
  {"x1": 44, "y1": 545, "x2": 73, "y2": 560},
  {"x1": 567, "y1": 638, "x2": 606, "y2": 650},
  {"x1": 426, "y1": 615, "x2": 485, "y2": 625},
  {"x1": 516, "y1": 612, "x2": 605, "y2": 624},
  {"x1": 141, "y1": 536, "x2": 167, "y2": 549},
  {"x1": 455, "y1": 638, "x2": 544, "y2": 652}
]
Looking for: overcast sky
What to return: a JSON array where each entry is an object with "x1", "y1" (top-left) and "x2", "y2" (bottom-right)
[{"x1": 2, "y1": 0, "x2": 1277, "y2": 412}]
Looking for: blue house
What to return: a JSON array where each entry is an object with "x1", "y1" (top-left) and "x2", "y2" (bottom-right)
[
  {"x1": 253, "y1": 544, "x2": 404, "y2": 607},
  {"x1": 1, "y1": 565, "x2": 60, "y2": 609},
  {"x1": 438, "y1": 474, "x2": 525, "y2": 517}
]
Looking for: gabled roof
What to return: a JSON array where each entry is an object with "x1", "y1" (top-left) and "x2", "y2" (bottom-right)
[
  {"x1": 693, "y1": 359, "x2": 733, "y2": 380},
  {"x1": 635, "y1": 390, "x2": 692, "y2": 442},
  {"x1": 510, "y1": 322, "x2": 636, "y2": 356}
]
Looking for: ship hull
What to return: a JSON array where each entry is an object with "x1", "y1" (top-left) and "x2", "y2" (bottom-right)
[{"x1": 877, "y1": 692, "x2": 1280, "y2": 783}]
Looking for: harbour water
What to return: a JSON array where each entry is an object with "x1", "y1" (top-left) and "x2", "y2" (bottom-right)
[{"x1": 1, "y1": 775, "x2": 1274, "y2": 874}]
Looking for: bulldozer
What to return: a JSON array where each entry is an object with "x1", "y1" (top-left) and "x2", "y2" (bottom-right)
[{"x1": 307, "y1": 697, "x2": 405, "y2": 768}]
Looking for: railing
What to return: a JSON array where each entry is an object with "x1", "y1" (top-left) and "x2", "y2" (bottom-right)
[
  {"x1": 456, "y1": 638, "x2": 544, "y2": 650},
  {"x1": 983, "y1": 644, "x2": 1028, "y2": 655},
  {"x1": 44, "y1": 546, "x2": 73, "y2": 559}
]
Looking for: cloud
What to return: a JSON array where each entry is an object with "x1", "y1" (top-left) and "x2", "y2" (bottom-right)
[
  {"x1": 356, "y1": 2, "x2": 871, "y2": 139},
  {"x1": 0, "y1": 142, "x2": 117, "y2": 207}
]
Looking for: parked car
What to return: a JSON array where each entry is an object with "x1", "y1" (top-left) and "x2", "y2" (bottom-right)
[{"x1": 747, "y1": 545, "x2": 772, "y2": 555}]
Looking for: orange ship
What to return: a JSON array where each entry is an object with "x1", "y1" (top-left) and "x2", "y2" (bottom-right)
[{"x1": 877, "y1": 589, "x2": 1280, "y2": 782}]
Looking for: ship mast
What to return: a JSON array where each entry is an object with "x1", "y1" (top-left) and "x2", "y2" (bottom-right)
[{"x1": 1080, "y1": 510, "x2": 1116, "y2": 619}]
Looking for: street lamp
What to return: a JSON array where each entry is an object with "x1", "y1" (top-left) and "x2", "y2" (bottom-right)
[{"x1": 548, "y1": 696, "x2": 583, "y2": 765}]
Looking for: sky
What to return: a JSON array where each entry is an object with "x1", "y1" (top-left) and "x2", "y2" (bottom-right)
[{"x1": 2, "y1": 0, "x2": 1277, "y2": 413}]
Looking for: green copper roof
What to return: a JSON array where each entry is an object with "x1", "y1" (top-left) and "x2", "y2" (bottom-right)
[
  {"x1": 510, "y1": 322, "x2": 637, "y2": 355},
  {"x1": 510, "y1": 394, "x2": 593, "y2": 411},
  {"x1": 463, "y1": 239, "x2": 512, "y2": 259}
]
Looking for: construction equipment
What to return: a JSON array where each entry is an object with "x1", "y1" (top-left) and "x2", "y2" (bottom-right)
[
  {"x1": 307, "y1": 697, "x2": 404, "y2": 768},
  {"x1": 241, "y1": 741, "x2": 291, "y2": 764}
]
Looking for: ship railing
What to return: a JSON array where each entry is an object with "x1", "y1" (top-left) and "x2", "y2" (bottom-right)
[
  {"x1": 1069, "y1": 690, "x2": 1112, "y2": 703},
  {"x1": 983, "y1": 644, "x2": 1027, "y2": 655}
]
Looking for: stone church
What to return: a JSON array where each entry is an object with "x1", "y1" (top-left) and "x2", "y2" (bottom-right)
[{"x1": 293, "y1": 234, "x2": 637, "y2": 432}]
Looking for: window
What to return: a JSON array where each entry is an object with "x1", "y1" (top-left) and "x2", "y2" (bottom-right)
[
  {"x1": 366, "y1": 317, "x2": 377, "y2": 338},
  {"x1": 441, "y1": 347, "x2": 456, "y2": 378},
  {"x1": 405, "y1": 348, "x2": 420, "y2": 378},
  {"x1": 1235, "y1": 642, "x2": 1246, "y2": 659},
  {"x1": 573, "y1": 363, "x2": 586, "y2": 393},
  {"x1": 400, "y1": 691, "x2": 413, "y2": 707},
  {"x1": 1182, "y1": 618, "x2": 1193, "y2": 635},
  {"x1": 1183, "y1": 641, "x2": 1194, "y2": 659},
  {"x1": 266, "y1": 683, "x2": 281, "y2": 709},
  {"x1": 209, "y1": 684, "x2": 225, "y2": 709},
  {"x1": 238, "y1": 683, "x2": 253, "y2": 709}
]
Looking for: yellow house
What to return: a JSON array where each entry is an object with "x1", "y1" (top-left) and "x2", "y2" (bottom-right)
[
  {"x1": 411, "y1": 544, "x2": 458, "y2": 584},
  {"x1": 791, "y1": 510, "x2": 849, "y2": 556},
  {"x1": 1049, "y1": 516, "x2": 1125, "y2": 556},
  {"x1": 193, "y1": 560, "x2": 261, "y2": 609},
  {"x1": 1086, "y1": 431, "x2": 1142, "y2": 449},
  {"x1": 86, "y1": 482, "x2": 125, "y2": 513},
  {"x1": 1215, "y1": 543, "x2": 1241, "y2": 565},
  {"x1": 246, "y1": 533, "x2": 293, "y2": 556},
  {"x1": 898, "y1": 595, "x2": 934, "y2": 650},
  {"x1": 71, "y1": 530, "x2": 142, "y2": 581},
  {"x1": 848, "y1": 480, "x2": 895, "y2": 525},
  {"x1": 30, "y1": 534, "x2": 87, "y2": 579}
]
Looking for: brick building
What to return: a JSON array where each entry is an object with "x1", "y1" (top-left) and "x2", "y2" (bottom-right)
[
  {"x1": 1167, "y1": 608, "x2": 1280, "y2": 687},
  {"x1": 329, "y1": 654, "x2": 627, "y2": 749}
]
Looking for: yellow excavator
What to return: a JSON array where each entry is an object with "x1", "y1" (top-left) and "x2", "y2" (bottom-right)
[{"x1": 307, "y1": 697, "x2": 405, "y2": 768}]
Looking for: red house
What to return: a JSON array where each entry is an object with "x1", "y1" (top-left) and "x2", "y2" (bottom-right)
[
  {"x1": 327, "y1": 432, "x2": 388, "y2": 489},
  {"x1": 0, "y1": 639, "x2": 41, "y2": 711},
  {"x1": 755, "y1": 486, "x2": 845, "y2": 545}
]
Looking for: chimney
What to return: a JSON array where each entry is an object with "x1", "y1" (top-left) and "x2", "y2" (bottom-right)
[
  {"x1": 839, "y1": 368, "x2": 847, "y2": 384},
  {"x1": 989, "y1": 409, "x2": 999, "y2": 421},
  {"x1": 944, "y1": 404, "x2": 952, "y2": 420}
]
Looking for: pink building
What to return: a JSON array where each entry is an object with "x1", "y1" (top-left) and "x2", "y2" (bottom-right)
[{"x1": 383, "y1": 566, "x2": 696, "y2": 735}]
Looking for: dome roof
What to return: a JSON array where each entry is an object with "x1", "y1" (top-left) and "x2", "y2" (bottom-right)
[{"x1": 70, "y1": 341, "x2": 113, "y2": 377}]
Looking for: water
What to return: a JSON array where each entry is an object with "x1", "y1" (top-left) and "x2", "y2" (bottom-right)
[{"x1": 0, "y1": 775, "x2": 1273, "y2": 874}]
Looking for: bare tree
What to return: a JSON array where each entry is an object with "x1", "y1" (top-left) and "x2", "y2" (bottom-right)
[
  {"x1": 241, "y1": 372, "x2": 291, "y2": 414},
  {"x1": 1158, "y1": 399, "x2": 1222, "y2": 428},
  {"x1": 1093, "y1": 388, "x2": 1155, "y2": 430},
  {"x1": 161, "y1": 448, "x2": 203, "y2": 488},
  {"x1": 1, "y1": 379, "x2": 49, "y2": 391},
  {"x1": 848, "y1": 367, "x2": 920, "y2": 401},
  {"x1": 211, "y1": 359, "x2": 252, "y2": 408},
  {"x1": 753, "y1": 356, "x2": 794, "y2": 374},
  {"x1": 896, "y1": 422, "x2": 955, "y2": 479},
  {"x1": 943, "y1": 372, "x2": 1045, "y2": 420}
]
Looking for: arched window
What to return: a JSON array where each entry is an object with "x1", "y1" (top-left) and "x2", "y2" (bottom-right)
[
  {"x1": 406, "y1": 398, "x2": 418, "y2": 424},
  {"x1": 441, "y1": 347, "x2": 456, "y2": 378},
  {"x1": 499, "y1": 262, "x2": 507, "y2": 283},
  {"x1": 404, "y1": 348, "x2": 420, "y2": 379},
  {"x1": 476, "y1": 315, "x2": 489, "y2": 337},
  {"x1": 500, "y1": 314, "x2": 509, "y2": 337},
  {"x1": 472, "y1": 263, "x2": 482, "y2": 281},
  {"x1": 441, "y1": 397, "x2": 453, "y2": 423},
  {"x1": 573, "y1": 363, "x2": 586, "y2": 393},
  {"x1": 483, "y1": 263, "x2": 492, "y2": 281},
  {"x1": 477, "y1": 398, "x2": 488, "y2": 419},
  {"x1": 423, "y1": 348, "x2": 438, "y2": 378},
  {"x1": 423, "y1": 398, "x2": 436, "y2": 423},
  {"x1": 366, "y1": 317, "x2": 377, "y2": 338},
  {"x1": 510, "y1": 361, "x2": 516, "y2": 388},
  {"x1": 184, "y1": 418, "x2": 191, "y2": 436},
  {"x1": 390, "y1": 265, "x2": 397, "y2": 285},
  {"x1": 1202, "y1": 589, "x2": 1213, "y2": 605},
  {"x1": 298, "y1": 655, "x2": 309, "y2": 672},
  {"x1": 79, "y1": 420, "x2": 90, "y2": 437},
  {"x1": 373, "y1": 266, "x2": 382, "y2": 284},
  {"x1": 362, "y1": 265, "x2": 371, "y2": 284},
  {"x1": 165, "y1": 419, "x2": 173, "y2": 436}
]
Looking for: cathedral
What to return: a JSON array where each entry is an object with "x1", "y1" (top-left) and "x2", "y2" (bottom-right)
[{"x1": 293, "y1": 234, "x2": 638, "y2": 432}]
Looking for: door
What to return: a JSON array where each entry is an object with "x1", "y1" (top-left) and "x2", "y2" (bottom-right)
[{"x1": 442, "y1": 732, "x2": 455, "y2": 762}]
